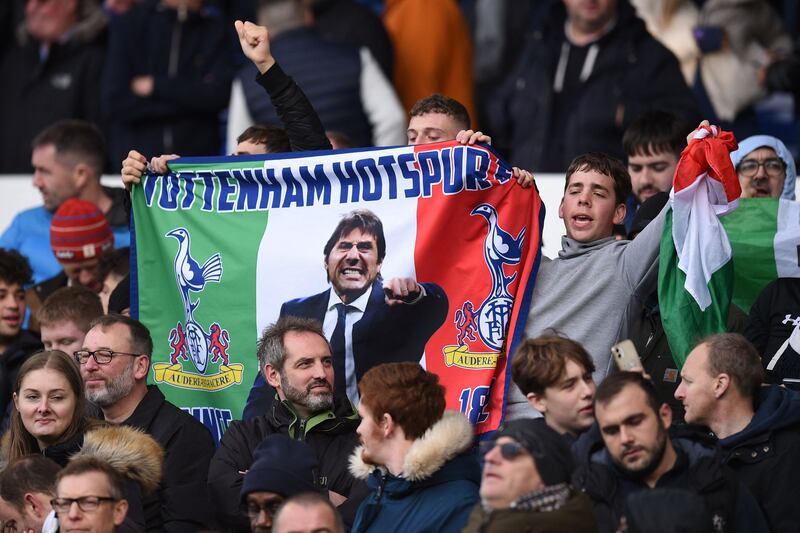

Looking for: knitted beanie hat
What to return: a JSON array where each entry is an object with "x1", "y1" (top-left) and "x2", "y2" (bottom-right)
[{"x1": 50, "y1": 199, "x2": 114, "y2": 263}]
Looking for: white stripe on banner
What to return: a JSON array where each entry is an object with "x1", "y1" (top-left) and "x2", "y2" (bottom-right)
[
  {"x1": 775, "y1": 198, "x2": 800, "y2": 277},
  {"x1": 671, "y1": 174, "x2": 734, "y2": 310}
]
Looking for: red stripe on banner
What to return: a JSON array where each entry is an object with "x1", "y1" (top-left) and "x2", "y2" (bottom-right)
[
  {"x1": 674, "y1": 127, "x2": 741, "y2": 201},
  {"x1": 413, "y1": 141, "x2": 544, "y2": 435}
]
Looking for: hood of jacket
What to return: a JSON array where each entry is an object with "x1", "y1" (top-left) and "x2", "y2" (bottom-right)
[
  {"x1": 71, "y1": 425, "x2": 164, "y2": 495},
  {"x1": 349, "y1": 410, "x2": 476, "y2": 487},
  {"x1": 730, "y1": 135, "x2": 796, "y2": 199},
  {"x1": 719, "y1": 385, "x2": 800, "y2": 448}
]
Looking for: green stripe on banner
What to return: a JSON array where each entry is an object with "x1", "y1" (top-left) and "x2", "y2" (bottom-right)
[
  {"x1": 132, "y1": 184, "x2": 268, "y2": 421},
  {"x1": 721, "y1": 198, "x2": 779, "y2": 312},
  {"x1": 659, "y1": 210, "x2": 733, "y2": 367}
]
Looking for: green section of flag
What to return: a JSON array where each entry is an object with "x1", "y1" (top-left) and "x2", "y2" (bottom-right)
[
  {"x1": 132, "y1": 177, "x2": 268, "y2": 420},
  {"x1": 659, "y1": 210, "x2": 733, "y2": 367},
  {"x1": 721, "y1": 198, "x2": 780, "y2": 312}
]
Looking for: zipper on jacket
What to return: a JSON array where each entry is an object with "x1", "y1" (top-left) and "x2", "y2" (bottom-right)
[
  {"x1": 297, "y1": 418, "x2": 307, "y2": 440},
  {"x1": 375, "y1": 471, "x2": 388, "y2": 501}
]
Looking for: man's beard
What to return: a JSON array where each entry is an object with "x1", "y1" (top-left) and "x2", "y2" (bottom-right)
[
  {"x1": 85, "y1": 360, "x2": 136, "y2": 407},
  {"x1": 613, "y1": 424, "x2": 669, "y2": 480},
  {"x1": 280, "y1": 372, "x2": 333, "y2": 414}
]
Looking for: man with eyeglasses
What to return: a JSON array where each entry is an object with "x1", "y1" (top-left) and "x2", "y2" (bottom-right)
[
  {"x1": 240, "y1": 434, "x2": 324, "y2": 533},
  {"x1": 730, "y1": 135, "x2": 797, "y2": 199},
  {"x1": 463, "y1": 419, "x2": 595, "y2": 532},
  {"x1": 53, "y1": 457, "x2": 129, "y2": 533},
  {"x1": 78, "y1": 314, "x2": 215, "y2": 532}
]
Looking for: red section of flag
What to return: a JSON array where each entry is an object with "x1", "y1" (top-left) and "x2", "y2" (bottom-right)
[
  {"x1": 413, "y1": 141, "x2": 544, "y2": 435},
  {"x1": 674, "y1": 125, "x2": 741, "y2": 201}
]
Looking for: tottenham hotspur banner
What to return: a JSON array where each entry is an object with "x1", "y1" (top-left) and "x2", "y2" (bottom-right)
[{"x1": 130, "y1": 141, "x2": 544, "y2": 443}]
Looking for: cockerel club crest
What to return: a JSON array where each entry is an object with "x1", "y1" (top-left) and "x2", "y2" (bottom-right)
[{"x1": 151, "y1": 227, "x2": 243, "y2": 392}]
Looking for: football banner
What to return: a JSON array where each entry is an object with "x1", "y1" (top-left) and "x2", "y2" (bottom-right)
[
  {"x1": 130, "y1": 141, "x2": 545, "y2": 442},
  {"x1": 721, "y1": 197, "x2": 800, "y2": 312}
]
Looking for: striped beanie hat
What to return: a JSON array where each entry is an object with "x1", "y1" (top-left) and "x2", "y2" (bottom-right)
[{"x1": 50, "y1": 199, "x2": 114, "y2": 263}]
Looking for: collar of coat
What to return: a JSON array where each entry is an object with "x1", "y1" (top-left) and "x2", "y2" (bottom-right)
[
  {"x1": 71, "y1": 425, "x2": 164, "y2": 495},
  {"x1": 348, "y1": 410, "x2": 473, "y2": 482}
]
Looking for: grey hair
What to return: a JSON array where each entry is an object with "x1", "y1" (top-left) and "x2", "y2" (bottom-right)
[{"x1": 256, "y1": 316, "x2": 327, "y2": 372}]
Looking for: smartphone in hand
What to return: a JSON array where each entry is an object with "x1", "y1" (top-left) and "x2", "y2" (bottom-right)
[{"x1": 611, "y1": 339, "x2": 643, "y2": 371}]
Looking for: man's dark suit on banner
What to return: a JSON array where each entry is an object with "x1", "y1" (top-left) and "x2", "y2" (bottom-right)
[{"x1": 242, "y1": 209, "x2": 448, "y2": 419}]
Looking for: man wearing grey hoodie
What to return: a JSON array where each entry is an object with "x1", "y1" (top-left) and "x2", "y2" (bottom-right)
[{"x1": 507, "y1": 151, "x2": 667, "y2": 419}]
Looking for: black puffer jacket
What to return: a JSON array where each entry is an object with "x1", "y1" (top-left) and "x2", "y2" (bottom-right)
[
  {"x1": 254, "y1": 61, "x2": 332, "y2": 152},
  {"x1": 488, "y1": 0, "x2": 699, "y2": 172},
  {"x1": 207, "y1": 396, "x2": 361, "y2": 532}
]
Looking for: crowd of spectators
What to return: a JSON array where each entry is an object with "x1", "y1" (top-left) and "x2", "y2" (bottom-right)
[{"x1": 1, "y1": 0, "x2": 800, "y2": 532}]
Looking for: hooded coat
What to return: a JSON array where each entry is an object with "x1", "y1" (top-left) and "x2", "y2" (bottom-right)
[
  {"x1": 349, "y1": 411, "x2": 480, "y2": 533},
  {"x1": 718, "y1": 385, "x2": 800, "y2": 532}
]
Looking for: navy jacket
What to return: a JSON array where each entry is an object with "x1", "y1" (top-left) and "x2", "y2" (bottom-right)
[
  {"x1": 243, "y1": 279, "x2": 448, "y2": 419},
  {"x1": 718, "y1": 385, "x2": 800, "y2": 533},
  {"x1": 349, "y1": 411, "x2": 480, "y2": 533}
]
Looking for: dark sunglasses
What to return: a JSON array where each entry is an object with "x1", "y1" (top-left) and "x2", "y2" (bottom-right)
[{"x1": 478, "y1": 440, "x2": 527, "y2": 460}]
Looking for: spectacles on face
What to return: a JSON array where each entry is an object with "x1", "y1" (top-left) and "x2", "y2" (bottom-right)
[
  {"x1": 478, "y1": 440, "x2": 528, "y2": 460},
  {"x1": 50, "y1": 496, "x2": 118, "y2": 514},
  {"x1": 241, "y1": 500, "x2": 283, "y2": 520},
  {"x1": 73, "y1": 349, "x2": 140, "y2": 365},
  {"x1": 736, "y1": 158, "x2": 785, "y2": 178}
]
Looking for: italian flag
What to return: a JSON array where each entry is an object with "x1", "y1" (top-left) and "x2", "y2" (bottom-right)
[
  {"x1": 658, "y1": 125, "x2": 741, "y2": 367},
  {"x1": 722, "y1": 198, "x2": 800, "y2": 312}
]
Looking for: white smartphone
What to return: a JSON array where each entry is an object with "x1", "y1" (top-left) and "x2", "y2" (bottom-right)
[{"x1": 611, "y1": 339, "x2": 643, "y2": 371}]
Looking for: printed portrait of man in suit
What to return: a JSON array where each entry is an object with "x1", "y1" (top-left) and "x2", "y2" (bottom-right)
[{"x1": 243, "y1": 210, "x2": 448, "y2": 417}]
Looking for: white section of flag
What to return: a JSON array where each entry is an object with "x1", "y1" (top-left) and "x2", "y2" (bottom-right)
[
  {"x1": 776, "y1": 198, "x2": 800, "y2": 277},
  {"x1": 671, "y1": 173, "x2": 736, "y2": 311}
]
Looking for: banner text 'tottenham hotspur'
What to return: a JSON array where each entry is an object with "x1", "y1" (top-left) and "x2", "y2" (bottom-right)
[{"x1": 143, "y1": 145, "x2": 512, "y2": 212}]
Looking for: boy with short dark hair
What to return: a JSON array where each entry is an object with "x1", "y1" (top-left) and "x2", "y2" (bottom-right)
[{"x1": 0, "y1": 248, "x2": 42, "y2": 430}]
